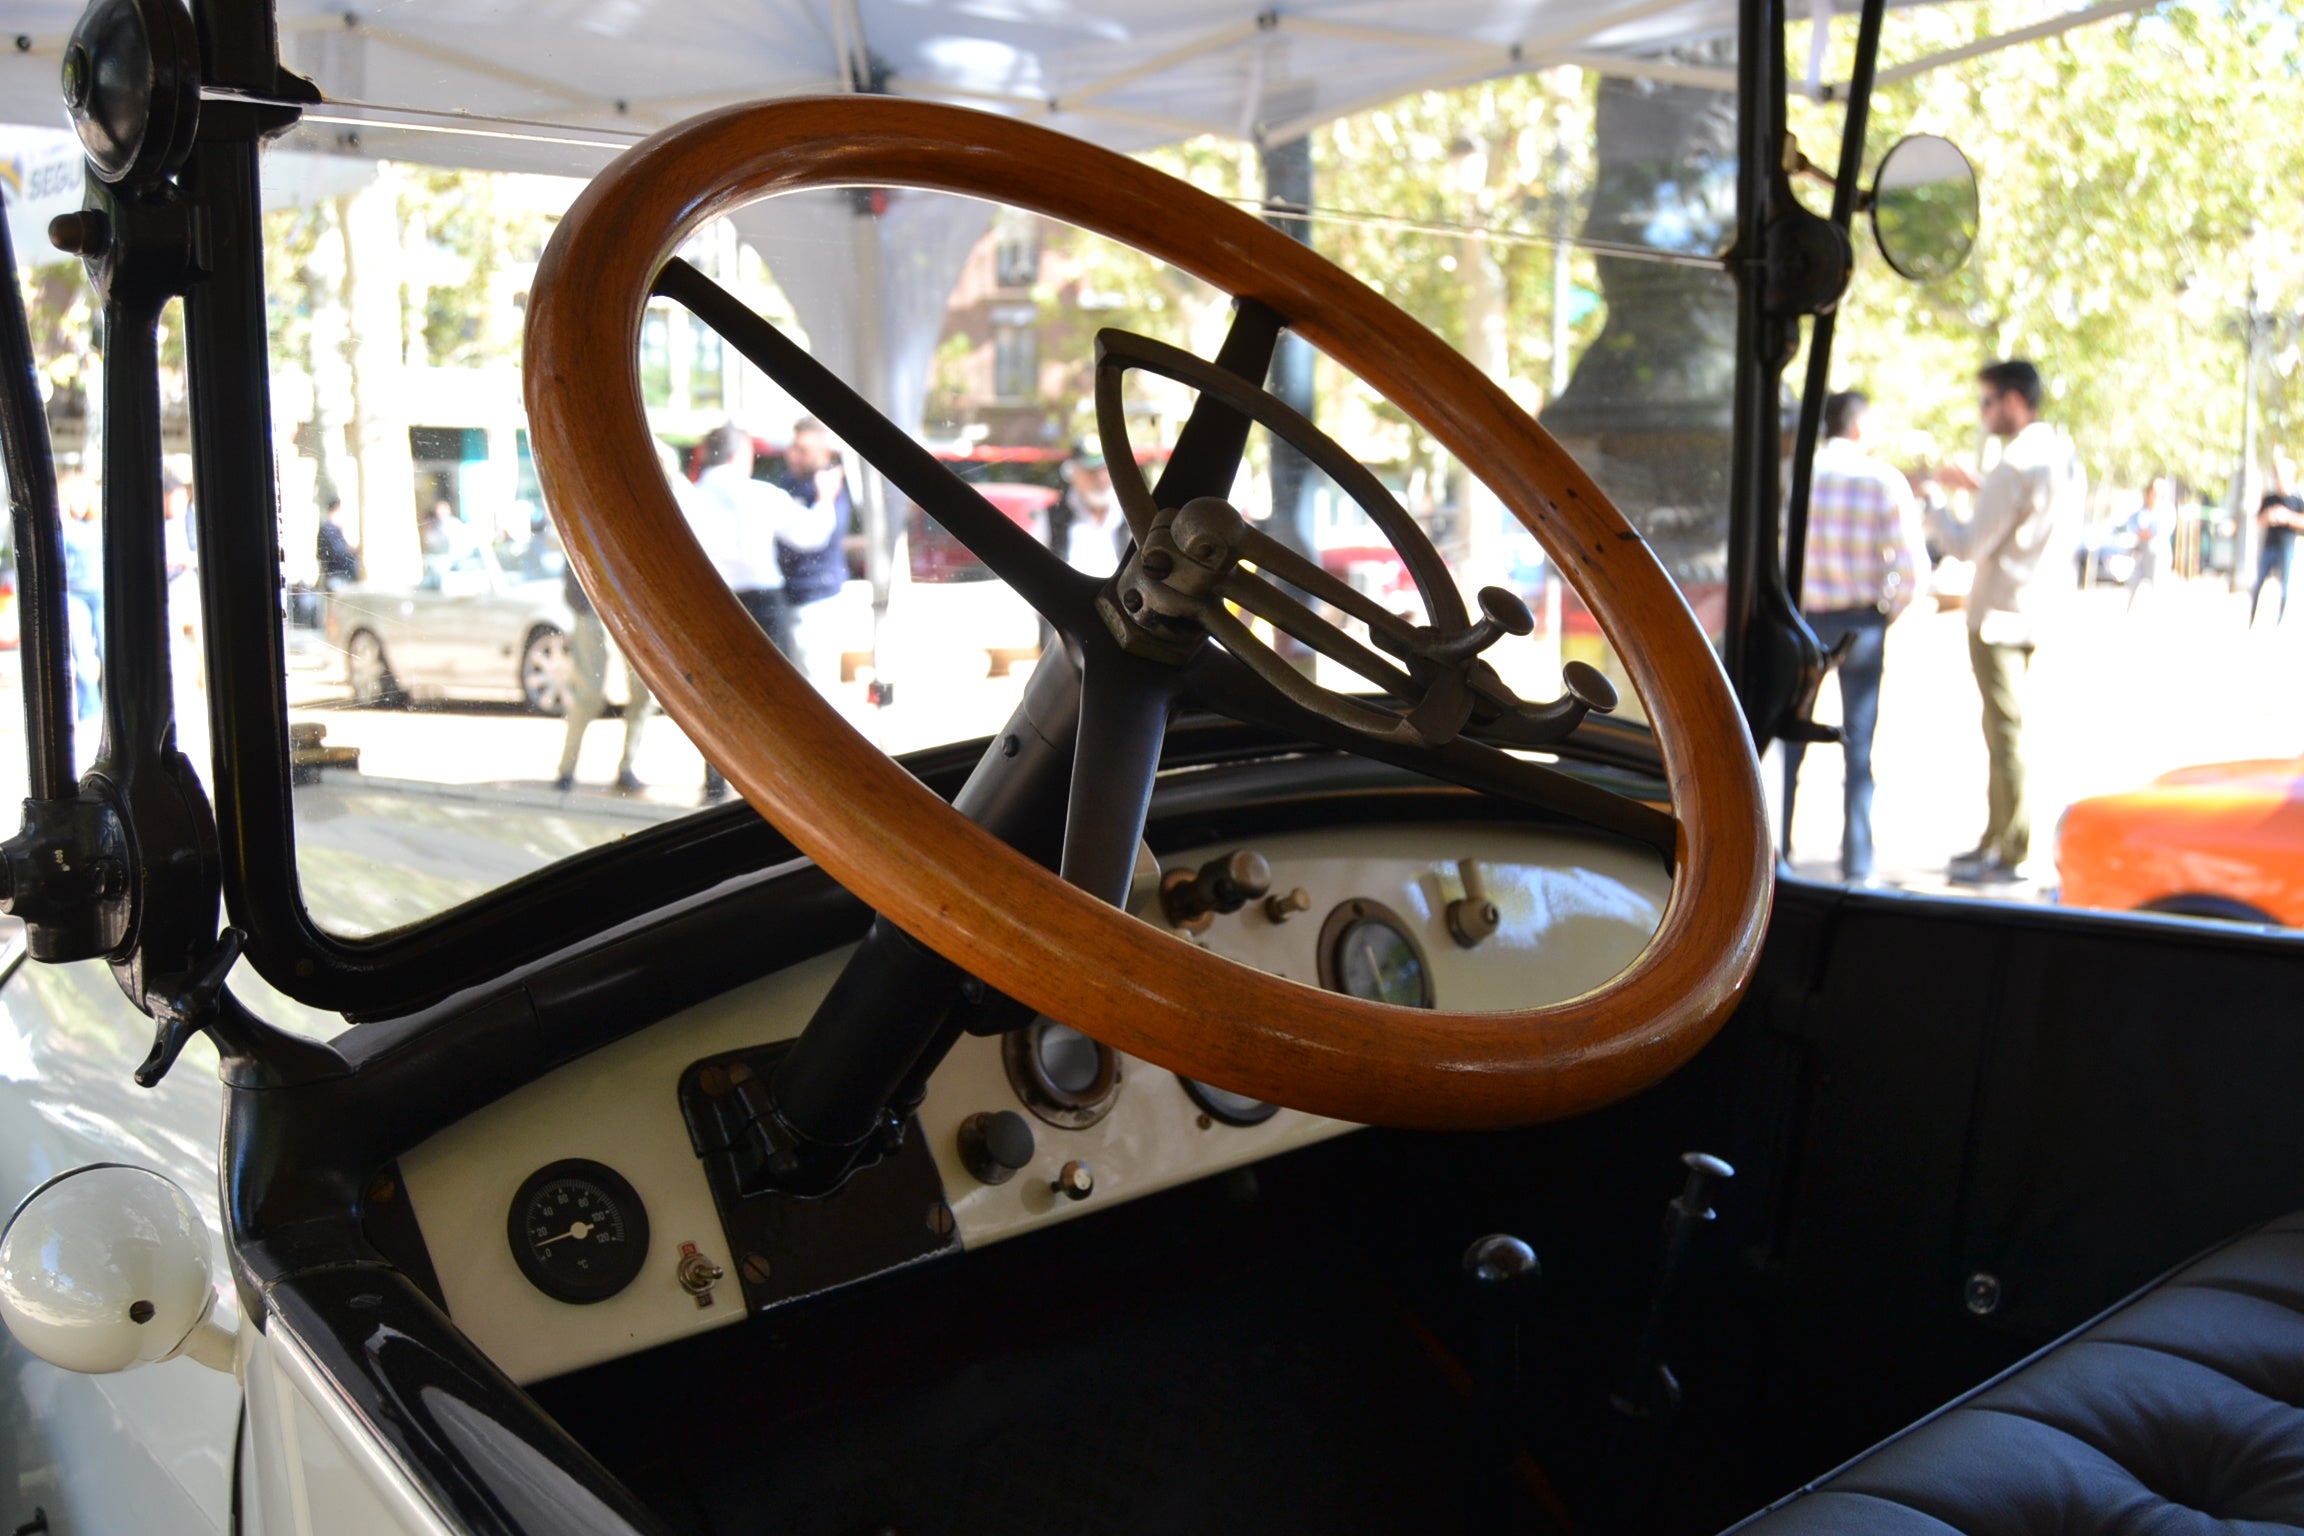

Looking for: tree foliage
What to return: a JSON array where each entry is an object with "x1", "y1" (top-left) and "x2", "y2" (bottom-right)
[{"x1": 1791, "y1": 0, "x2": 2304, "y2": 494}]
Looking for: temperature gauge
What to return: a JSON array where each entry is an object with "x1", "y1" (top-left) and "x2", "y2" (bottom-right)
[{"x1": 507, "y1": 1159, "x2": 650, "y2": 1304}]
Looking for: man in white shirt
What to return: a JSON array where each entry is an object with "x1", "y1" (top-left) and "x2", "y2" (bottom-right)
[
  {"x1": 1927, "y1": 360, "x2": 2086, "y2": 886},
  {"x1": 686, "y1": 423, "x2": 837, "y2": 800},
  {"x1": 688, "y1": 423, "x2": 836, "y2": 662}
]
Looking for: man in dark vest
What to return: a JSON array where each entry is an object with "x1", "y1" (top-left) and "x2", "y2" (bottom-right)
[{"x1": 777, "y1": 416, "x2": 853, "y2": 683}]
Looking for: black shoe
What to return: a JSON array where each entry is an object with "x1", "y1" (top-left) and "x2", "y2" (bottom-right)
[
  {"x1": 552, "y1": 773, "x2": 575, "y2": 793},
  {"x1": 1948, "y1": 854, "x2": 2022, "y2": 886},
  {"x1": 614, "y1": 769, "x2": 645, "y2": 794},
  {"x1": 702, "y1": 779, "x2": 728, "y2": 804}
]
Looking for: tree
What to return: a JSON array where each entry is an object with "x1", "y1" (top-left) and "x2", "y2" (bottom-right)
[{"x1": 1789, "y1": 0, "x2": 2304, "y2": 496}]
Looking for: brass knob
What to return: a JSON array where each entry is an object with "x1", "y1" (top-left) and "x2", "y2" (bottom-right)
[
  {"x1": 1052, "y1": 1160, "x2": 1095, "y2": 1202},
  {"x1": 1263, "y1": 887, "x2": 1312, "y2": 924}
]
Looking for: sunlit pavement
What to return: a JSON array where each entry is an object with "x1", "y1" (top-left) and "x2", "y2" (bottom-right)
[
  {"x1": 1784, "y1": 577, "x2": 2304, "y2": 909},
  {"x1": 0, "y1": 573, "x2": 2297, "y2": 928}
]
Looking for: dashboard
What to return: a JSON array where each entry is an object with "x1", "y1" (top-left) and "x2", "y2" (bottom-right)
[{"x1": 394, "y1": 822, "x2": 1670, "y2": 1384}]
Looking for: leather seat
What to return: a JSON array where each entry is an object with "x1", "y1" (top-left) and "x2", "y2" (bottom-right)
[{"x1": 1729, "y1": 1213, "x2": 2304, "y2": 1534}]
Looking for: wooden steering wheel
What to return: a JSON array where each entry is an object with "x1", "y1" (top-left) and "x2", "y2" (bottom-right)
[{"x1": 524, "y1": 97, "x2": 1771, "y2": 1130}]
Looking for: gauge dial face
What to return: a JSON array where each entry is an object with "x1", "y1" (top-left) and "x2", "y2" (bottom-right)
[
  {"x1": 1317, "y1": 900, "x2": 1435, "y2": 1010},
  {"x1": 1003, "y1": 1018, "x2": 1122, "y2": 1128},
  {"x1": 507, "y1": 1159, "x2": 650, "y2": 1305},
  {"x1": 1181, "y1": 1077, "x2": 1280, "y2": 1127}
]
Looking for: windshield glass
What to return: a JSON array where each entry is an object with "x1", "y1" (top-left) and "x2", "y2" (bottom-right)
[
  {"x1": 1775, "y1": 2, "x2": 2304, "y2": 929},
  {"x1": 0, "y1": 44, "x2": 1740, "y2": 948}
]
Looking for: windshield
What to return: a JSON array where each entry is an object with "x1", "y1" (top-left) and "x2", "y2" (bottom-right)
[{"x1": 0, "y1": 44, "x2": 1741, "y2": 954}]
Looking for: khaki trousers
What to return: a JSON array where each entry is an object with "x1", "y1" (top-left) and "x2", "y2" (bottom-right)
[
  {"x1": 557, "y1": 611, "x2": 649, "y2": 781},
  {"x1": 1966, "y1": 630, "x2": 2032, "y2": 865}
]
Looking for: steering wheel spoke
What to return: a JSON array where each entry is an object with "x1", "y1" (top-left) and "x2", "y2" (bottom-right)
[
  {"x1": 1137, "y1": 299, "x2": 1286, "y2": 522},
  {"x1": 1060, "y1": 650, "x2": 1178, "y2": 906},
  {"x1": 653, "y1": 257, "x2": 1095, "y2": 632}
]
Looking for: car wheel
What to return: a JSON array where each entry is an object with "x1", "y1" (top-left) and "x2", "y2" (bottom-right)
[
  {"x1": 2138, "y1": 894, "x2": 2281, "y2": 925},
  {"x1": 346, "y1": 629, "x2": 400, "y2": 707},
  {"x1": 521, "y1": 626, "x2": 573, "y2": 716}
]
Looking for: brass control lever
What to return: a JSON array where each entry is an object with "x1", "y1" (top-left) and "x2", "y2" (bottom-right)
[
  {"x1": 1446, "y1": 859, "x2": 1499, "y2": 948},
  {"x1": 1161, "y1": 850, "x2": 1271, "y2": 932}
]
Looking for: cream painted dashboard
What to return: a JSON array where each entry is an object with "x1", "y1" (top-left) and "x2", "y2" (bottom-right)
[{"x1": 395, "y1": 822, "x2": 1669, "y2": 1385}]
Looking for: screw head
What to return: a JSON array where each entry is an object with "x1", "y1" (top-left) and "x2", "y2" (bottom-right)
[
  {"x1": 739, "y1": 1253, "x2": 772, "y2": 1286},
  {"x1": 1964, "y1": 1271, "x2": 2003, "y2": 1316},
  {"x1": 1122, "y1": 587, "x2": 1144, "y2": 612}
]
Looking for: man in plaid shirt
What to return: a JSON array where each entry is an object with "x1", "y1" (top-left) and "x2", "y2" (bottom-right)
[{"x1": 1785, "y1": 389, "x2": 1929, "y2": 881}]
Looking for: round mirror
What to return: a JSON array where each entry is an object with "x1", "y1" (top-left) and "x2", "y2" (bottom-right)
[{"x1": 1869, "y1": 134, "x2": 1979, "y2": 282}]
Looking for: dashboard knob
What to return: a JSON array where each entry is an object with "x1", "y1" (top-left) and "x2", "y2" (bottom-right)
[
  {"x1": 1052, "y1": 1160, "x2": 1095, "y2": 1201},
  {"x1": 1263, "y1": 886, "x2": 1312, "y2": 924},
  {"x1": 1161, "y1": 850, "x2": 1272, "y2": 930},
  {"x1": 958, "y1": 1110, "x2": 1035, "y2": 1186}
]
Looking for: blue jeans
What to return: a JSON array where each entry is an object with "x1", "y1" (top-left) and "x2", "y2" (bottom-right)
[
  {"x1": 2254, "y1": 535, "x2": 2296, "y2": 624},
  {"x1": 67, "y1": 592, "x2": 100, "y2": 723},
  {"x1": 1783, "y1": 606, "x2": 1888, "y2": 880}
]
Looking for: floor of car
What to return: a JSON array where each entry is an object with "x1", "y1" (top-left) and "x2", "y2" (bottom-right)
[{"x1": 533, "y1": 1135, "x2": 1568, "y2": 1536}]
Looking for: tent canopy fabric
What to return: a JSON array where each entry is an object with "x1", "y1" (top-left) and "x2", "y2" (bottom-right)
[{"x1": 0, "y1": 0, "x2": 2049, "y2": 152}]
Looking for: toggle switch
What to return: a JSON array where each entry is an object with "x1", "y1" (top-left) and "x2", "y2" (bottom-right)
[{"x1": 1447, "y1": 858, "x2": 1500, "y2": 948}]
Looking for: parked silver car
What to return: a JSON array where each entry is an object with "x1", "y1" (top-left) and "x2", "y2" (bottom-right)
[{"x1": 325, "y1": 543, "x2": 580, "y2": 714}]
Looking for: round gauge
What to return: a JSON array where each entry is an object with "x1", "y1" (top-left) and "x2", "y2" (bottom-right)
[
  {"x1": 1181, "y1": 1077, "x2": 1280, "y2": 1127},
  {"x1": 1003, "y1": 1018, "x2": 1122, "y2": 1128},
  {"x1": 506, "y1": 1159, "x2": 650, "y2": 1305},
  {"x1": 1316, "y1": 899, "x2": 1435, "y2": 1010}
]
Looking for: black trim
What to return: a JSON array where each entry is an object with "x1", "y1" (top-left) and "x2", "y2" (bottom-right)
[{"x1": 261, "y1": 1267, "x2": 667, "y2": 1536}]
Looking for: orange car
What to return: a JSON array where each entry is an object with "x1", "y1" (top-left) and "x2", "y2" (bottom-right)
[{"x1": 2057, "y1": 758, "x2": 2304, "y2": 925}]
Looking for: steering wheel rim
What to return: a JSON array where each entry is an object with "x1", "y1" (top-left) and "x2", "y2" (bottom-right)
[{"x1": 525, "y1": 96, "x2": 1772, "y2": 1130}]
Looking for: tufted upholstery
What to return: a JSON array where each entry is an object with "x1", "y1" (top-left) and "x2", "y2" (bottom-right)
[{"x1": 1728, "y1": 1212, "x2": 2304, "y2": 1534}]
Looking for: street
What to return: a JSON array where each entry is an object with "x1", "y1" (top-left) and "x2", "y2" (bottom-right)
[{"x1": 0, "y1": 570, "x2": 2295, "y2": 929}]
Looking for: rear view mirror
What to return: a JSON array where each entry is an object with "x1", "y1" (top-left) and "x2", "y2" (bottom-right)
[{"x1": 1868, "y1": 134, "x2": 1978, "y2": 282}]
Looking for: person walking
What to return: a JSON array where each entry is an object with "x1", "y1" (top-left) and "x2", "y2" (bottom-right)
[
  {"x1": 775, "y1": 417, "x2": 853, "y2": 684},
  {"x1": 688, "y1": 423, "x2": 836, "y2": 801},
  {"x1": 58, "y1": 466, "x2": 102, "y2": 725},
  {"x1": 1784, "y1": 389, "x2": 1929, "y2": 883},
  {"x1": 2251, "y1": 456, "x2": 2302, "y2": 625},
  {"x1": 1927, "y1": 360, "x2": 2086, "y2": 886},
  {"x1": 555, "y1": 444, "x2": 690, "y2": 794},
  {"x1": 552, "y1": 552, "x2": 653, "y2": 795},
  {"x1": 2127, "y1": 478, "x2": 2172, "y2": 612}
]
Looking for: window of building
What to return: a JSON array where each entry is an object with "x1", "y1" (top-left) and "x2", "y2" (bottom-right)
[
  {"x1": 993, "y1": 214, "x2": 1039, "y2": 289},
  {"x1": 992, "y1": 324, "x2": 1037, "y2": 402}
]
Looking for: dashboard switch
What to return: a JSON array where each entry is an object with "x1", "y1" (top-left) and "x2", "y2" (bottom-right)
[
  {"x1": 676, "y1": 1243, "x2": 724, "y2": 1308},
  {"x1": 1053, "y1": 1160, "x2": 1095, "y2": 1201},
  {"x1": 958, "y1": 1110, "x2": 1035, "y2": 1186},
  {"x1": 1161, "y1": 850, "x2": 1272, "y2": 931},
  {"x1": 1447, "y1": 859, "x2": 1501, "y2": 948}
]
